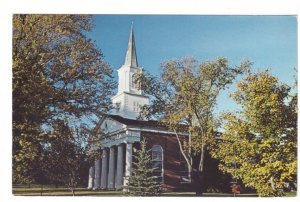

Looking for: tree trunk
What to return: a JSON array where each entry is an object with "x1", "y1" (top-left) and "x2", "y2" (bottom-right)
[
  {"x1": 193, "y1": 169, "x2": 204, "y2": 196},
  {"x1": 194, "y1": 143, "x2": 206, "y2": 195},
  {"x1": 71, "y1": 187, "x2": 75, "y2": 196},
  {"x1": 199, "y1": 142, "x2": 205, "y2": 172},
  {"x1": 188, "y1": 165, "x2": 192, "y2": 181},
  {"x1": 175, "y1": 130, "x2": 206, "y2": 195},
  {"x1": 174, "y1": 130, "x2": 192, "y2": 180},
  {"x1": 270, "y1": 176, "x2": 276, "y2": 192}
]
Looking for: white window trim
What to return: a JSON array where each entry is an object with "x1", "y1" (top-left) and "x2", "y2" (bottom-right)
[{"x1": 151, "y1": 145, "x2": 164, "y2": 183}]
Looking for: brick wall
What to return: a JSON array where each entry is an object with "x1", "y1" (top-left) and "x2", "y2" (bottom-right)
[{"x1": 141, "y1": 132, "x2": 192, "y2": 191}]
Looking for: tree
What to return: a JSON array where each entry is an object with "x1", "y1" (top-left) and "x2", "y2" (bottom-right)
[
  {"x1": 13, "y1": 14, "x2": 115, "y2": 183},
  {"x1": 43, "y1": 120, "x2": 86, "y2": 196},
  {"x1": 138, "y1": 57, "x2": 250, "y2": 194},
  {"x1": 125, "y1": 140, "x2": 161, "y2": 196},
  {"x1": 211, "y1": 70, "x2": 297, "y2": 196}
]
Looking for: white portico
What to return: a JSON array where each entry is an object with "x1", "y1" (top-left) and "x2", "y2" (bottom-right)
[
  {"x1": 87, "y1": 26, "x2": 149, "y2": 190},
  {"x1": 87, "y1": 116, "x2": 141, "y2": 190}
]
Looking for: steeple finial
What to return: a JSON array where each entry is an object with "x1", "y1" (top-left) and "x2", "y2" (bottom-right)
[{"x1": 124, "y1": 24, "x2": 138, "y2": 67}]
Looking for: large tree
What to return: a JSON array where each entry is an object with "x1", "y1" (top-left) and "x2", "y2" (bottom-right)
[
  {"x1": 138, "y1": 57, "x2": 250, "y2": 194},
  {"x1": 211, "y1": 70, "x2": 297, "y2": 196},
  {"x1": 13, "y1": 14, "x2": 115, "y2": 183}
]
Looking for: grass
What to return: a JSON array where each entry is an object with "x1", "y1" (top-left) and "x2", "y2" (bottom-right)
[
  {"x1": 12, "y1": 186, "x2": 297, "y2": 197},
  {"x1": 13, "y1": 187, "x2": 123, "y2": 196},
  {"x1": 285, "y1": 192, "x2": 297, "y2": 197}
]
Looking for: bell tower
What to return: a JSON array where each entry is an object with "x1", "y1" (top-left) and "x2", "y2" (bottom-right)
[{"x1": 111, "y1": 25, "x2": 149, "y2": 119}]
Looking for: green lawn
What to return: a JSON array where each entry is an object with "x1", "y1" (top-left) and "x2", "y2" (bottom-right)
[{"x1": 12, "y1": 186, "x2": 297, "y2": 197}]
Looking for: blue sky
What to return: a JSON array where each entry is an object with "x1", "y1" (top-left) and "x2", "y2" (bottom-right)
[{"x1": 87, "y1": 15, "x2": 297, "y2": 113}]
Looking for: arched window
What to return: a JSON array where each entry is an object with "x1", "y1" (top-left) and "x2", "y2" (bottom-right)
[{"x1": 151, "y1": 145, "x2": 164, "y2": 183}]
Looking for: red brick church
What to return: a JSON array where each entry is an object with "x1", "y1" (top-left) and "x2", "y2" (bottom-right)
[{"x1": 87, "y1": 26, "x2": 190, "y2": 191}]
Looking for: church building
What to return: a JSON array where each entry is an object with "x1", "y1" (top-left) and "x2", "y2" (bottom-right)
[{"x1": 87, "y1": 26, "x2": 190, "y2": 191}]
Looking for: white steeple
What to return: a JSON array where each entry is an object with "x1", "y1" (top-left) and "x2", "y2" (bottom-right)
[
  {"x1": 111, "y1": 25, "x2": 149, "y2": 120},
  {"x1": 124, "y1": 24, "x2": 138, "y2": 68}
]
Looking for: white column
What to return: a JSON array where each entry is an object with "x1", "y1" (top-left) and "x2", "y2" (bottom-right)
[
  {"x1": 124, "y1": 143, "x2": 133, "y2": 186},
  {"x1": 100, "y1": 149, "x2": 108, "y2": 189},
  {"x1": 108, "y1": 147, "x2": 116, "y2": 189},
  {"x1": 115, "y1": 144, "x2": 124, "y2": 190},
  {"x1": 87, "y1": 166, "x2": 94, "y2": 189},
  {"x1": 93, "y1": 159, "x2": 101, "y2": 189}
]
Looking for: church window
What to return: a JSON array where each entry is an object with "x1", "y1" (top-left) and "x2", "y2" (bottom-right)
[
  {"x1": 133, "y1": 101, "x2": 140, "y2": 112},
  {"x1": 151, "y1": 145, "x2": 164, "y2": 183}
]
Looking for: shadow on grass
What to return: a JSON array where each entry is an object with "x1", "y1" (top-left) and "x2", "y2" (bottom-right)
[
  {"x1": 13, "y1": 189, "x2": 124, "y2": 196},
  {"x1": 160, "y1": 192, "x2": 259, "y2": 197},
  {"x1": 13, "y1": 187, "x2": 296, "y2": 197}
]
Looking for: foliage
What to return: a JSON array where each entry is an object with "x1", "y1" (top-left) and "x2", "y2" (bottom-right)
[
  {"x1": 125, "y1": 140, "x2": 161, "y2": 196},
  {"x1": 13, "y1": 132, "x2": 46, "y2": 184},
  {"x1": 42, "y1": 120, "x2": 86, "y2": 196},
  {"x1": 12, "y1": 14, "x2": 115, "y2": 184},
  {"x1": 211, "y1": 70, "x2": 297, "y2": 196},
  {"x1": 138, "y1": 57, "x2": 250, "y2": 194}
]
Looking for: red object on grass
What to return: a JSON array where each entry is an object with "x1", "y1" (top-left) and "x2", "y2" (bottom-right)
[{"x1": 231, "y1": 183, "x2": 241, "y2": 194}]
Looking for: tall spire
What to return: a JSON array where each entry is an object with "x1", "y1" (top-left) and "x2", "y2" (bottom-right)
[
  {"x1": 124, "y1": 23, "x2": 138, "y2": 67},
  {"x1": 112, "y1": 23, "x2": 149, "y2": 119}
]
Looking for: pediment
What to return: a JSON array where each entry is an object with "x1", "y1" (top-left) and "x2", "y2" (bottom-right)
[{"x1": 100, "y1": 117, "x2": 125, "y2": 135}]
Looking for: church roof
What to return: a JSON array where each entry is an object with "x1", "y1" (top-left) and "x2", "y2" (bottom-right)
[
  {"x1": 103, "y1": 114, "x2": 189, "y2": 136},
  {"x1": 124, "y1": 25, "x2": 138, "y2": 67},
  {"x1": 106, "y1": 114, "x2": 164, "y2": 128}
]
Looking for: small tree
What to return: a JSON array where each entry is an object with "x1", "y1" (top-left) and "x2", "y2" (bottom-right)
[
  {"x1": 125, "y1": 140, "x2": 161, "y2": 196},
  {"x1": 43, "y1": 120, "x2": 86, "y2": 196}
]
